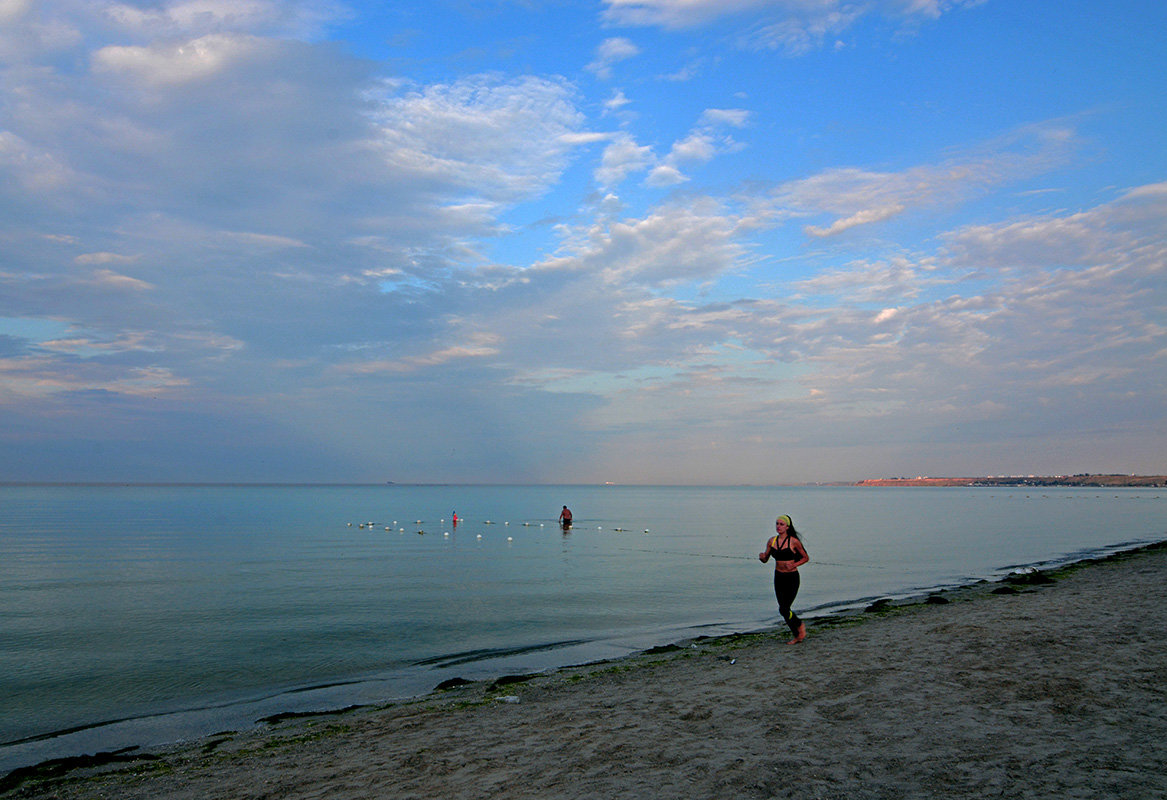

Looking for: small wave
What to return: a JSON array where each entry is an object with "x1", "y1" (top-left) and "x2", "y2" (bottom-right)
[{"x1": 413, "y1": 638, "x2": 594, "y2": 669}]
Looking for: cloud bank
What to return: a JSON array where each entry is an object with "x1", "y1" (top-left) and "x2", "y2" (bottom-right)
[{"x1": 1, "y1": 0, "x2": 1163, "y2": 483}]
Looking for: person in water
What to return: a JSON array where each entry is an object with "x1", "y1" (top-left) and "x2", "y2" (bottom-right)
[
  {"x1": 759, "y1": 514, "x2": 809, "y2": 644},
  {"x1": 558, "y1": 505, "x2": 573, "y2": 527}
]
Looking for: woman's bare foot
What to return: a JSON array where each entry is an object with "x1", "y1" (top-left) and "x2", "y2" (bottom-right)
[{"x1": 787, "y1": 623, "x2": 806, "y2": 644}]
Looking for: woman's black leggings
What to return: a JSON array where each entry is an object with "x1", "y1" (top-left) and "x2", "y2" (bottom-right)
[{"x1": 773, "y1": 570, "x2": 802, "y2": 634}]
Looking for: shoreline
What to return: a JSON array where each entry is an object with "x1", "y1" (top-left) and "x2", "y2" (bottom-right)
[
  {"x1": 5, "y1": 540, "x2": 1166, "y2": 799},
  {"x1": 1, "y1": 534, "x2": 1154, "y2": 775}
]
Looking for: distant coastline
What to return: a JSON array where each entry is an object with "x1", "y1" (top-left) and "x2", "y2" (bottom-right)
[
  {"x1": 855, "y1": 473, "x2": 1167, "y2": 488},
  {"x1": 2, "y1": 475, "x2": 1165, "y2": 489}
]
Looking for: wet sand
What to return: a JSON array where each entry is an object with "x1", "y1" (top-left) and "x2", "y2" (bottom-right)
[{"x1": 5, "y1": 543, "x2": 1166, "y2": 799}]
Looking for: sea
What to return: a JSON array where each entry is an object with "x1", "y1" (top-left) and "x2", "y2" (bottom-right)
[{"x1": 2, "y1": 482, "x2": 1164, "y2": 773}]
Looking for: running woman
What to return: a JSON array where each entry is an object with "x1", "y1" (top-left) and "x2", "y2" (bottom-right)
[{"x1": 759, "y1": 514, "x2": 809, "y2": 643}]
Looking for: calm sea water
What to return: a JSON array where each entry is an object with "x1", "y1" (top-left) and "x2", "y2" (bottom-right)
[{"x1": 2, "y1": 483, "x2": 1164, "y2": 772}]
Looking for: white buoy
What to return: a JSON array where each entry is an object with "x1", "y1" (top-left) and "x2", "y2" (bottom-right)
[
  {"x1": 477, "y1": 534, "x2": 483, "y2": 539},
  {"x1": 444, "y1": 531, "x2": 450, "y2": 537},
  {"x1": 507, "y1": 536, "x2": 513, "y2": 542}
]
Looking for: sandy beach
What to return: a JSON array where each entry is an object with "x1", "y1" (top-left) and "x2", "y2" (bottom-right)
[{"x1": 5, "y1": 543, "x2": 1165, "y2": 800}]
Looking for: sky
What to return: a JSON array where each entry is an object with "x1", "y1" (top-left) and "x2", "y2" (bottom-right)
[{"x1": 1, "y1": 0, "x2": 1164, "y2": 485}]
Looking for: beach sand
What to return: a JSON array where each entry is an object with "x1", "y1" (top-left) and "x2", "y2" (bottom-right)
[{"x1": 5, "y1": 543, "x2": 1166, "y2": 799}]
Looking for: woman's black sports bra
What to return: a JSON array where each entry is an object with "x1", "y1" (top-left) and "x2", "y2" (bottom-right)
[{"x1": 770, "y1": 535, "x2": 799, "y2": 561}]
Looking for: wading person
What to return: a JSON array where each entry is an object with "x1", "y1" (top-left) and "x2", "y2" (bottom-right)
[{"x1": 759, "y1": 514, "x2": 809, "y2": 643}]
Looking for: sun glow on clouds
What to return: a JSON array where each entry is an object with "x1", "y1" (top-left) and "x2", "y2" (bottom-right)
[{"x1": 340, "y1": 331, "x2": 502, "y2": 375}]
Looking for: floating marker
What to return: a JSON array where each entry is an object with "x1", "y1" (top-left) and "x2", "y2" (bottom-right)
[
  {"x1": 476, "y1": 534, "x2": 483, "y2": 539},
  {"x1": 507, "y1": 536, "x2": 513, "y2": 542}
]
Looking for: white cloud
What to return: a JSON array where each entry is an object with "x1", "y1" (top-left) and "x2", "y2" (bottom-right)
[
  {"x1": 769, "y1": 123, "x2": 1079, "y2": 237},
  {"x1": 699, "y1": 108, "x2": 750, "y2": 128},
  {"x1": 342, "y1": 331, "x2": 502, "y2": 374},
  {"x1": 646, "y1": 164, "x2": 687, "y2": 187},
  {"x1": 586, "y1": 36, "x2": 640, "y2": 79},
  {"x1": 1120, "y1": 181, "x2": 1167, "y2": 201},
  {"x1": 641, "y1": 108, "x2": 749, "y2": 187},
  {"x1": 603, "y1": 89, "x2": 633, "y2": 115},
  {"x1": 668, "y1": 132, "x2": 717, "y2": 163},
  {"x1": 805, "y1": 204, "x2": 906, "y2": 237},
  {"x1": 94, "y1": 33, "x2": 262, "y2": 86},
  {"x1": 604, "y1": 0, "x2": 982, "y2": 55},
  {"x1": 945, "y1": 182, "x2": 1167, "y2": 275},
  {"x1": 595, "y1": 132, "x2": 655, "y2": 188},
  {"x1": 0, "y1": 356, "x2": 188, "y2": 401},
  {"x1": 74, "y1": 252, "x2": 138, "y2": 265},
  {"x1": 0, "y1": 131, "x2": 76, "y2": 192},
  {"x1": 102, "y1": 0, "x2": 342, "y2": 40},
  {"x1": 746, "y1": 5, "x2": 867, "y2": 55},
  {"x1": 373, "y1": 74, "x2": 588, "y2": 205},
  {"x1": 538, "y1": 196, "x2": 752, "y2": 287},
  {"x1": 0, "y1": 1, "x2": 81, "y2": 62},
  {"x1": 603, "y1": 0, "x2": 778, "y2": 29},
  {"x1": 895, "y1": 0, "x2": 985, "y2": 21},
  {"x1": 104, "y1": 0, "x2": 278, "y2": 33},
  {"x1": 0, "y1": 0, "x2": 31, "y2": 22},
  {"x1": 217, "y1": 231, "x2": 310, "y2": 249},
  {"x1": 791, "y1": 256, "x2": 941, "y2": 303}
]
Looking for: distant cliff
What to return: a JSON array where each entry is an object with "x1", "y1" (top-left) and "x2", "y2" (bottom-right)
[{"x1": 855, "y1": 474, "x2": 1167, "y2": 488}]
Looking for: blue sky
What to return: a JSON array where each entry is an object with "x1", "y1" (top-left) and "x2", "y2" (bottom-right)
[{"x1": 1, "y1": 0, "x2": 1164, "y2": 484}]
